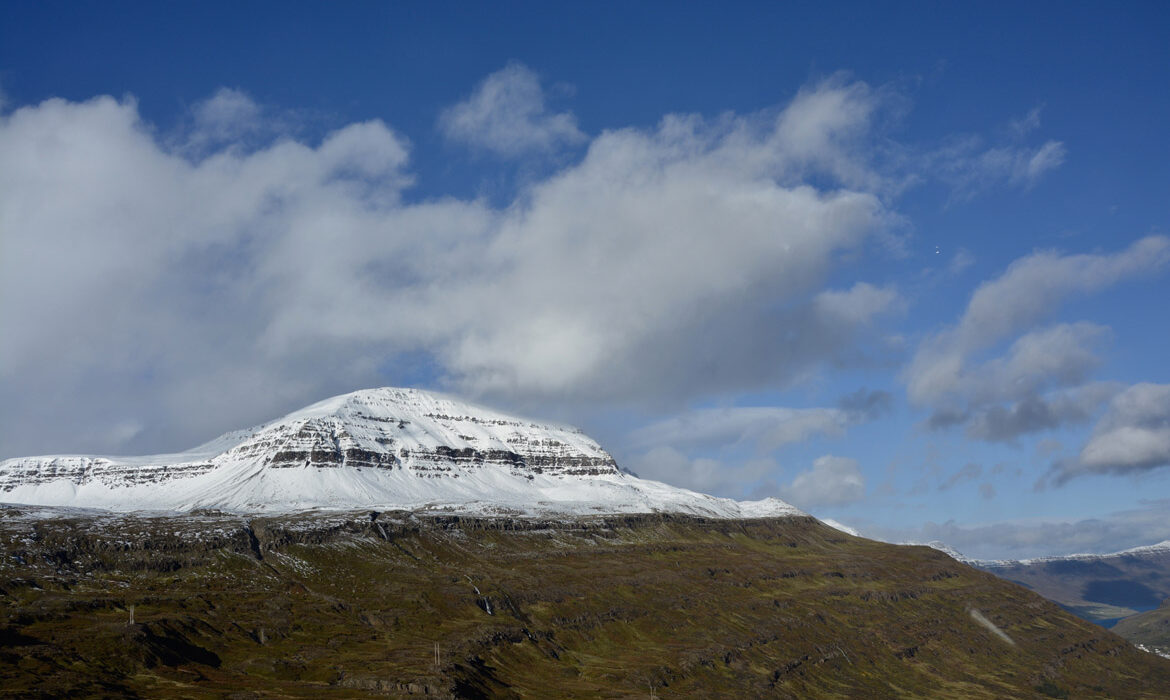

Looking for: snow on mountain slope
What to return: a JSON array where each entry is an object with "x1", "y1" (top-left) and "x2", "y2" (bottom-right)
[
  {"x1": 974, "y1": 540, "x2": 1170, "y2": 569},
  {"x1": 0, "y1": 387, "x2": 802, "y2": 518}
]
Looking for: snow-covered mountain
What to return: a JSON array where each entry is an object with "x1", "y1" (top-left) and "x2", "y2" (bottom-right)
[{"x1": 0, "y1": 387, "x2": 801, "y2": 518}]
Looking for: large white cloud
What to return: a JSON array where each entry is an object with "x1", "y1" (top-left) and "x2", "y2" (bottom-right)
[
  {"x1": 0, "y1": 77, "x2": 898, "y2": 458},
  {"x1": 780, "y1": 455, "x2": 866, "y2": 508},
  {"x1": 1051, "y1": 383, "x2": 1170, "y2": 483}
]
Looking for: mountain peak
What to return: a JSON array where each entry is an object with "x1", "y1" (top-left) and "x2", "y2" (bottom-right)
[{"x1": 0, "y1": 387, "x2": 801, "y2": 519}]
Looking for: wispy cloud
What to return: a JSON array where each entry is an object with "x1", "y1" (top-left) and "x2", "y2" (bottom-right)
[
  {"x1": 629, "y1": 406, "x2": 850, "y2": 452},
  {"x1": 868, "y1": 499, "x2": 1170, "y2": 560},
  {"x1": 906, "y1": 237, "x2": 1170, "y2": 444},
  {"x1": 928, "y1": 107, "x2": 1066, "y2": 200},
  {"x1": 439, "y1": 62, "x2": 585, "y2": 157},
  {"x1": 939, "y1": 463, "x2": 982, "y2": 491}
]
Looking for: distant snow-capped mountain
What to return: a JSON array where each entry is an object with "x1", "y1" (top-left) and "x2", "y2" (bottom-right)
[{"x1": 0, "y1": 387, "x2": 800, "y2": 518}]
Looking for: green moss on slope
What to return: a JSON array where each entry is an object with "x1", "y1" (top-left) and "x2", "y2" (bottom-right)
[{"x1": 1, "y1": 510, "x2": 1168, "y2": 698}]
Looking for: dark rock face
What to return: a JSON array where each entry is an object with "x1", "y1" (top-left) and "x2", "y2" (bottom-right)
[{"x1": 0, "y1": 456, "x2": 219, "y2": 491}]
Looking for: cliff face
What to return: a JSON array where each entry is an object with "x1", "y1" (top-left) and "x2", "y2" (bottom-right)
[
  {"x1": 0, "y1": 387, "x2": 618, "y2": 492},
  {"x1": 2, "y1": 508, "x2": 1169, "y2": 698}
]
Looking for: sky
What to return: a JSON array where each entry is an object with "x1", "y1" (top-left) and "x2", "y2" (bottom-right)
[{"x1": 2, "y1": 2, "x2": 1169, "y2": 559}]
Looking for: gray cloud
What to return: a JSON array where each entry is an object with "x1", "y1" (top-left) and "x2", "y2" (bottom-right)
[
  {"x1": 629, "y1": 406, "x2": 849, "y2": 453},
  {"x1": 1050, "y1": 383, "x2": 1170, "y2": 484},
  {"x1": 939, "y1": 463, "x2": 982, "y2": 491},
  {"x1": 780, "y1": 455, "x2": 866, "y2": 508},
  {"x1": 837, "y1": 387, "x2": 894, "y2": 421},
  {"x1": 0, "y1": 78, "x2": 900, "y2": 458},
  {"x1": 438, "y1": 63, "x2": 585, "y2": 157},
  {"x1": 906, "y1": 239, "x2": 1169, "y2": 443},
  {"x1": 868, "y1": 499, "x2": 1170, "y2": 560},
  {"x1": 965, "y1": 382, "x2": 1120, "y2": 444}
]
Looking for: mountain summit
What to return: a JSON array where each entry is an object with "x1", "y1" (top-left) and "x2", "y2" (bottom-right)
[{"x1": 0, "y1": 387, "x2": 798, "y2": 517}]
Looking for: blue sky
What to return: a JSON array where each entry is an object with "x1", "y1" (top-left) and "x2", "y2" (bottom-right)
[{"x1": 2, "y1": 2, "x2": 1169, "y2": 558}]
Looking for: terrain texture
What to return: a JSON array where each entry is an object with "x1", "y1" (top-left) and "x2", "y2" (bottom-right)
[
  {"x1": 975, "y1": 542, "x2": 1170, "y2": 634},
  {"x1": 2, "y1": 508, "x2": 1168, "y2": 698},
  {"x1": 1110, "y1": 598, "x2": 1170, "y2": 655}
]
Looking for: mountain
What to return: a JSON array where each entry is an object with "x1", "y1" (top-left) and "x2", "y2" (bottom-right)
[
  {"x1": 0, "y1": 387, "x2": 797, "y2": 518},
  {"x1": 2, "y1": 508, "x2": 1169, "y2": 698},
  {"x1": 971, "y1": 541, "x2": 1170, "y2": 630}
]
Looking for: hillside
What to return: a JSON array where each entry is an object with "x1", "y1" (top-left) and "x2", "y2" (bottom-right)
[
  {"x1": 975, "y1": 542, "x2": 1170, "y2": 627},
  {"x1": 1111, "y1": 599, "x2": 1170, "y2": 656},
  {"x1": 2, "y1": 507, "x2": 1168, "y2": 698}
]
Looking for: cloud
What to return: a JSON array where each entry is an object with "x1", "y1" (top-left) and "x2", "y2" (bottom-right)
[
  {"x1": 1050, "y1": 383, "x2": 1170, "y2": 484},
  {"x1": 870, "y1": 499, "x2": 1170, "y2": 560},
  {"x1": 964, "y1": 382, "x2": 1118, "y2": 443},
  {"x1": 0, "y1": 78, "x2": 899, "y2": 458},
  {"x1": 1008, "y1": 106, "x2": 1043, "y2": 139},
  {"x1": 629, "y1": 406, "x2": 850, "y2": 453},
  {"x1": 626, "y1": 446, "x2": 775, "y2": 497},
  {"x1": 837, "y1": 387, "x2": 893, "y2": 421},
  {"x1": 907, "y1": 238, "x2": 1169, "y2": 442},
  {"x1": 439, "y1": 62, "x2": 585, "y2": 157},
  {"x1": 947, "y1": 248, "x2": 975, "y2": 275},
  {"x1": 931, "y1": 107, "x2": 1067, "y2": 199},
  {"x1": 939, "y1": 463, "x2": 982, "y2": 491},
  {"x1": 190, "y1": 87, "x2": 262, "y2": 146},
  {"x1": 781, "y1": 455, "x2": 865, "y2": 508},
  {"x1": 625, "y1": 391, "x2": 890, "y2": 498}
]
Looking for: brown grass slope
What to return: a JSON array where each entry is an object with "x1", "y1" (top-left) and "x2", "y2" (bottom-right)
[{"x1": 0, "y1": 508, "x2": 1168, "y2": 698}]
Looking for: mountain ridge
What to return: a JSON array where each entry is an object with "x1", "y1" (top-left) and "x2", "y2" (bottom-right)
[{"x1": 0, "y1": 387, "x2": 800, "y2": 519}]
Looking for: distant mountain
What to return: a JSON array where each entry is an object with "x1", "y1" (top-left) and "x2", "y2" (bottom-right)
[
  {"x1": 0, "y1": 387, "x2": 798, "y2": 518},
  {"x1": 968, "y1": 541, "x2": 1170, "y2": 630}
]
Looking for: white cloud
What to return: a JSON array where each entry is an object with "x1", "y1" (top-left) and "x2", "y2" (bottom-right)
[
  {"x1": 906, "y1": 238, "x2": 1169, "y2": 442},
  {"x1": 869, "y1": 499, "x2": 1170, "y2": 560},
  {"x1": 191, "y1": 87, "x2": 261, "y2": 145},
  {"x1": 930, "y1": 107, "x2": 1066, "y2": 199},
  {"x1": 1052, "y1": 383, "x2": 1170, "y2": 483},
  {"x1": 626, "y1": 446, "x2": 776, "y2": 497},
  {"x1": 439, "y1": 62, "x2": 585, "y2": 157},
  {"x1": 0, "y1": 78, "x2": 898, "y2": 458},
  {"x1": 1008, "y1": 106, "x2": 1043, "y2": 139},
  {"x1": 781, "y1": 455, "x2": 865, "y2": 508},
  {"x1": 630, "y1": 406, "x2": 849, "y2": 453}
]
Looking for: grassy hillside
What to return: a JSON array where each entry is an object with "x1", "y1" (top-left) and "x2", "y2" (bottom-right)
[
  {"x1": 1112, "y1": 599, "x2": 1170, "y2": 655},
  {"x1": 1, "y1": 507, "x2": 1168, "y2": 698}
]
